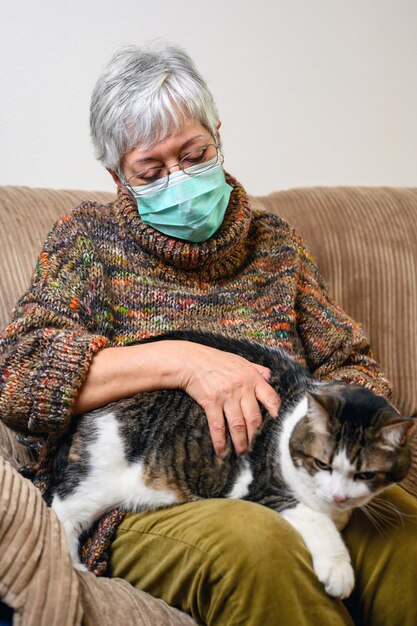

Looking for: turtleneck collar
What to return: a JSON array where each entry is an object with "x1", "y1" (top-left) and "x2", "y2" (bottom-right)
[{"x1": 113, "y1": 172, "x2": 253, "y2": 280}]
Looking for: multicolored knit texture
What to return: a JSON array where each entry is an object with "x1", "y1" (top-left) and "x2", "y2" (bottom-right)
[{"x1": 0, "y1": 173, "x2": 391, "y2": 575}]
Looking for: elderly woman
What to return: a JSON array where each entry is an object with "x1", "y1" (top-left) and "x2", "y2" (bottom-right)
[{"x1": 0, "y1": 44, "x2": 416, "y2": 626}]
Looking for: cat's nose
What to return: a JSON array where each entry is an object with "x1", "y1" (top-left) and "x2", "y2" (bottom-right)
[{"x1": 333, "y1": 494, "x2": 348, "y2": 503}]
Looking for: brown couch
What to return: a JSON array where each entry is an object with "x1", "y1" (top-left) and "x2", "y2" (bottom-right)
[{"x1": 1, "y1": 185, "x2": 416, "y2": 625}]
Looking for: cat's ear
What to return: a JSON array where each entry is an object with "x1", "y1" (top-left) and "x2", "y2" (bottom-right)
[
  {"x1": 379, "y1": 416, "x2": 416, "y2": 447},
  {"x1": 305, "y1": 392, "x2": 332, "y2": 435}
]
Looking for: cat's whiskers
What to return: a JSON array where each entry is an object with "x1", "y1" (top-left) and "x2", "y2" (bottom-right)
[
  {"x1": 365, "y1": 495, "x2": 417, "y2": 525},
  {"x1": 359, "y1": 503, "x2": 390, "y2": 536},
  {"x1": 360, "y1": 495, "x2": 416, "y2": 535},
  {"x1": 314, "y1": 486, "x2": 333, "y2": 505}
]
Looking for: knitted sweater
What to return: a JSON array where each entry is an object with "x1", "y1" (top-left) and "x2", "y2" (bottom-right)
[{"x1": 0, "y1": 174, "x2": 390, "y2": 573}]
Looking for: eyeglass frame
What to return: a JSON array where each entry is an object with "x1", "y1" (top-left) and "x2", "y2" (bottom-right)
[{"x1": 119, "y1": 143, "x2": 223, "y2": 197}]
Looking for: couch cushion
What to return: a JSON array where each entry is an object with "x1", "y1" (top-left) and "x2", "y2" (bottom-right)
[{"x1": 0, "y1": 455, "x2": 197, "y2": 625}]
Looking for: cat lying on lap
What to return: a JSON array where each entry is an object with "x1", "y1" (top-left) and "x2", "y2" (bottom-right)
[{"x1": 50, "y1": 331, "x2": 415, "y2": 599}]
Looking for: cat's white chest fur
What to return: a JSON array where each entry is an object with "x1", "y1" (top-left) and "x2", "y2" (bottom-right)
[
  {"x1": 279, "y1": 397, "x2": 317, "y2": 506},
  {"x1": 278, "y1": 395, "x2": 354, "y2": 598}
]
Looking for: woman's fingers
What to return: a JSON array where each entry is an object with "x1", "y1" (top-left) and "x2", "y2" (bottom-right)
[
  {"x1": 223, "y1": 400, "x2": 249, "y2": 455},
  {"x1": 254, "y1": 376, "x2": 281, "y2": 418},
  {"x1": 239, "y1": 394, "x2": 263, "y2": 448},
  {"x1": 225, "y1": 378, "x2": 280, "y2": 454},
  {"x1": 253, "y1": 364, "x2": 272, "y2": 382},
  {"x1": 205, "y1": 405, "x2": 228, "y2": 458},
  {"x1": 178, "y1": 342, "x2": 281, "y2": 456},
  {"x1": 204, "y1": 376, "x2": 280, "y2": 457}
]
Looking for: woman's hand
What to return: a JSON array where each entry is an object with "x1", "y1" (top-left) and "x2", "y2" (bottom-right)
[
  {"x1": 74, "y1": 339, "x2": 280, "y2": 458},
  {"x1": 173, "y1": 341, "x2": 281, "y2": 457}
]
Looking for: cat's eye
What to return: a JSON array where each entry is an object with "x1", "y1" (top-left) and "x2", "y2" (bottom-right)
[
  {"x1": 355, "y1": 471, "x2": 376, "y2": 481},
  {"x1": 314, "y1": 458, "x2": 332, "y2": 471}
]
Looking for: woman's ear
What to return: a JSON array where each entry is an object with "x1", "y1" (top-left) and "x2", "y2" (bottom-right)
[
  {"x1": 215, "y1": 120, "x2": 222, "y2": 143},
  {"x1": 107, "y1": 168, "x2": 126, "y2": 191}
]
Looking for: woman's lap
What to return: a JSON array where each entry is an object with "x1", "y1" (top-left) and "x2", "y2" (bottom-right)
[{"x1": 110, "y1": 486, "x2": 417, "y2": 626}]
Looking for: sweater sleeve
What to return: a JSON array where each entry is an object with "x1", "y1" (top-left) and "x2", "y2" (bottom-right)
[
  {"x1": 292, "y1": 230, "x2": 392, "y2": 398},
  {"x1": 0, "y1": 209, "x2": 110, "y2": 435}
]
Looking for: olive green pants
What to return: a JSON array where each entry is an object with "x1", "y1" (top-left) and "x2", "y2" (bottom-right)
[{"x1": 110, "y1": 486, "x2": 417, "y2": 625}]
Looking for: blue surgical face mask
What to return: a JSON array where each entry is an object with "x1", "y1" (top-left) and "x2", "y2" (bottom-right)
[{"x1": 129, "y1": 160, "x2": 233, "y2": 243}]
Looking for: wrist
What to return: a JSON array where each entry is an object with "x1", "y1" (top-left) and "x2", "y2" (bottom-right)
[
  {"x1": 125, "y1": 339, "x2": 191, "y2": 391},
  {"x1": 141, "y1": 339, "x2": 192, "y2": 389}
]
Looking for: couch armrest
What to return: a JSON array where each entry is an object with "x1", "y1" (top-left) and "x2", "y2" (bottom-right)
[{"x1": 0, "y1": 455, "x2": 196, "y2": 626}]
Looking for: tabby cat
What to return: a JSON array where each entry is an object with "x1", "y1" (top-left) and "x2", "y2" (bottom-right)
[{"x1": 50, "y1": 331, "x2": 414, "y2": 598}]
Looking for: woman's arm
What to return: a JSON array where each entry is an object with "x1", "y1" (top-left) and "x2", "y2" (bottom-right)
[
  {"x1": 73, "y1": 339, "x2": 280, "y2": 457},
  {"x1": 293, "y1": 229, "x2": 391, "y2": 396},
  {"x1": 0, "y1": 212, "x2": 110, "y2": 434}
]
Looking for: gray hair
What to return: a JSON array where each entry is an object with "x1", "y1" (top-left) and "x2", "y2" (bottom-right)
[{"x1": 90, "y1": 44, "x2": 220, "y2": 170}]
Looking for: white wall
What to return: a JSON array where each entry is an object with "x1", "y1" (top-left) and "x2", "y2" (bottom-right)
[{"x1": 1, "y1": 0, "x2": 416, "y2": 196}]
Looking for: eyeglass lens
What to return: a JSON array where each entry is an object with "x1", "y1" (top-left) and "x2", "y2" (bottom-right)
[{"x1": 127, "y1": 144, "x2": 219, "y2": 187}]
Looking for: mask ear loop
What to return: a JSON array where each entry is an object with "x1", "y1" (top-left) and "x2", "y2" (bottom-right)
[
  {"x1": 116, "y1": 171, "x2": 142, "y2": 206},
  {"x1": 215, "y1": 145, "x2": 225, "y2": 168}
]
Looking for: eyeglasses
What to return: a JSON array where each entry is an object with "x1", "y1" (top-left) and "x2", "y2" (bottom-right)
[{"x1": 121, "y1": 143, "x2": 222, "y2": 196}]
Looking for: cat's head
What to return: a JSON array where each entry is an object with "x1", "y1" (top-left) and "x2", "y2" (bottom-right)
[{"x1": 289, "y1": 385, "x2": 415, "y2": 512}]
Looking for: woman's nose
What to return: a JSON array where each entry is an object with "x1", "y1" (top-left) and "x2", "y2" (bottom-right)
[{"x1": 165, "y1": 161, "x2": 182, "y2": 174}]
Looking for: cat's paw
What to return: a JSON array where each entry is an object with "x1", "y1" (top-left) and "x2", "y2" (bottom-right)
[{"x1": 313, "y1": 556, "x2": 355, "y2": 599}]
